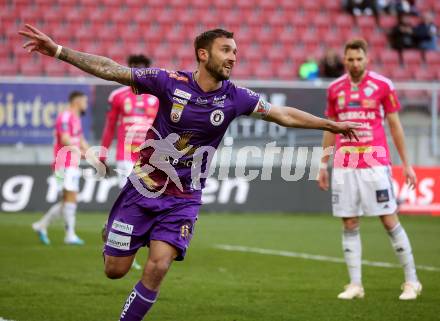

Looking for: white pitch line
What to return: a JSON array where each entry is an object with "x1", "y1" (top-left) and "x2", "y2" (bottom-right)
[{"x1": 215, "y1": 244, "x2": 440, "y2": 272}]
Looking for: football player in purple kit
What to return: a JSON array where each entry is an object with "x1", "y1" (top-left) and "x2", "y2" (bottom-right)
[{"x1": 20, "y1": 24, "x2": 360, "y2": 321}]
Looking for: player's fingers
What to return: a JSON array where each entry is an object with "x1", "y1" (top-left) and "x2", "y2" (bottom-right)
[
  {"x1": 23, "y1": 41, "x2": 36, "y2": 48},
  {"x1": 18, "y1": 30, "x2": 37, "y2": 39},
  {"x1": 25, "y1": 24, "x2": 44, "y2": 36}
]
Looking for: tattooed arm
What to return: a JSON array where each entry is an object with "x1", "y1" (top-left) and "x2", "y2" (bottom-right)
[
  {"x1": 19, "y1": 24, "x2": 132, "y2": 85},
  {"x1": 59, "y1": 48, "x2": 132, "y2": 85}
]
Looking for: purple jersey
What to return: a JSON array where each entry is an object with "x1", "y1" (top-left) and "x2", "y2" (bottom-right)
[{"x1": 130, "y1": 68, "x2": 270, "y2": 199}]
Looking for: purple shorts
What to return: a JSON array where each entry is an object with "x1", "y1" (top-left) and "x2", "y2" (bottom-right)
[{"x1": 103, "y1": 181, "x2": 201, "y2": 261}]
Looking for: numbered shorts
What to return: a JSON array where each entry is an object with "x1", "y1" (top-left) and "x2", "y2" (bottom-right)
[
  {"x1": 331, "y1": 166, "x2": 397, "y2": 217},
  {"x1": 54, "y1": 167, "x2": 81, "y2": 192},
  {"x1": 103, "y1": 180, "x2": 201, "y2": 261}
]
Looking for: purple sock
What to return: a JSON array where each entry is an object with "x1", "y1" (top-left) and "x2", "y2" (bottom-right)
[{"x1": 119, "y1": 281, "x2": 158, "y2": 321}]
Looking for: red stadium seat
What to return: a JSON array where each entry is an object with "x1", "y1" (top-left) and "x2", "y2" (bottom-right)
[
  {"x1": 380, "y1": 50, "x2": 400, "y2": 65},
  {"x1": 391, "y1": 67, "x2": 411, "y2": 81},
  {"x1": 20, "y1": 62, "x2": 44, "y2": 76},
  {"x1": 44, "y1": 61, "x2": 68, "y2": 76},
  {"x1": 425, "y1": 51, "x2": 440, "y2": 65},
  {"x1": 276, "y1": 62, "x2": 296, "y2": 80},
  {"x1": 403, "y1": 50, "x2": 423, "y2": 66},
  {"x1": 0, "y1": 60, "x2": 19, "y2": 75}
]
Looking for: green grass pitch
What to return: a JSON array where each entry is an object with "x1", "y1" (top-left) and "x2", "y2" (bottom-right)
[{"x1": 1, "y1": 212, "x2": 439, "y2": 321}]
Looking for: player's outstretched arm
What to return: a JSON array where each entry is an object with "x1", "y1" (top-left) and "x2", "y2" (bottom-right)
[
  {"x1": 18, "y1": 24, "x2": 132, "y2": 86},
  {"x1": 265, "y1": 105, "x2": 360, "y2": 141}
]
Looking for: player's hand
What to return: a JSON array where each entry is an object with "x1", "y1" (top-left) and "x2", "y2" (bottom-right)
[
  {"x1": 318, "y1": 168, "x2": 330, "y2": 191},
  {"x1": 18, "y1": 24, "x2": 58, "y2": 57},
  {"x1": 403, "y1": 165, "x2": 417, "y2": 190},
  {"x1": 329, "y1": 121, "x2": 361, "y2": 141}
]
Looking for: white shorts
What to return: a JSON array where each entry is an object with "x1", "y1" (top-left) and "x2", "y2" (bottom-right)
[
  {"x1": 331, "y1": 166, "x2": 397, "y2": 217},
  {"x1": 116, "y1": 160, "x2": 134, "y2": 188},
  {"x1": 54, "y1": 167, "x2": 81, "y2": 192}
]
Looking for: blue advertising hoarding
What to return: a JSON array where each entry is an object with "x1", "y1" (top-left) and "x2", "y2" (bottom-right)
[{"x1": 0, "y1": 83, "x2": 93, "y2": 144}]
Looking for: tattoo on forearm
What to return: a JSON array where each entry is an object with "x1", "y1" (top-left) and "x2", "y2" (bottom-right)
[{"x1": 59, "y1": 47, "x2": 132, "y2": 85}]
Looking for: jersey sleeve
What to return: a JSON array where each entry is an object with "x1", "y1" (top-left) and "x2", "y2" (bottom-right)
[
  {"x1": 325, "y1": 88, "x2": 337, "y2": 118},
  {"x1": 235, "y1": 86, "x2": 271, "y2": 118},
  {"x1": 131, "y1": 68, "x2": 168, "y2": 97},
  {"x1": 381, "y1": 81, "x2": 401, "y2": 114}
]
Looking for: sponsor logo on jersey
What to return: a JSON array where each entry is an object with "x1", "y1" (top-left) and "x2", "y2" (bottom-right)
[
  {"x1": 210, "y1": 109, "x2": 225, "y2": 126},
  {"x1": 332, "y1": 193, "x2": 339, "y2": 204},
  {"x1": 172, "y1": 96, "x2": 189, "y2": 105},
  {"x1": 170, "y1": 103, "x2": 184, "y2": 123},
  {"x1": 124, "y1": 97, "x2": 132, "y2": 113},
  {"x1": 350, "y1": 93, "x2": 360, "y2": 99},
  {"x1": 135, "y1": 68, "x2": 159, "y2": 77},
  {"x1": 173, "y1": 88, "x2": 192, "y2": 100},
  {"x1": 112, "y1": 220, "x2": 134, "y2": 235},
  {"x1": 195, "y1": 97, "x2": 208, "y2": 105},
  {"x1": 337, "y1": 91, "x2": 345, "y2": 109},
  {"x1": 106, "y1": 231, "x2": 131, "y2": 250},
  {"x1": 340, "y1": 146, "x2": 373, "y2": 153},
  {"x1": 243, "y1": 88, "x2": 259, "y2": 98},
  {"x1": 213, "y1": 94, "x2": 227, "y2": 107},
  {"x1": 338, "y1": 111, "x2": 376, "y2": 120},
  {"x1": 389, "y1": 93, "x2": 397, "y2": 107},
  {"x1": 362, "y1": 99, "x2": 377, "y2": 108},
  {"x1": 168, "y1": 71, "x2": 189, "y2": 82},
  {"x1": 348, "y1": 101, "x2": 361, "y2": 108}
]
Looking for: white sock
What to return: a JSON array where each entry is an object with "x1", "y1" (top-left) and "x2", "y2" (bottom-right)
[
  {"x1": 36, "y1": 202, "x2": 63, "y2": 231},
  {"x1": 342, "y1": 228, "x2": 362, "y2": 285},
  {"x1": 63, "y1": 202, "x2": 78, "y2": 239},
  {"x1": 388, "y1": 223, "x2": 418, "y2": 283}
]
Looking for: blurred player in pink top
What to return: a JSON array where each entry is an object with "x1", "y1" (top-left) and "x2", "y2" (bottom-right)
[
  {"x1": 100, "y1": 55, "x2": 159, "y2": 187},
  {"x1": 32, "y1": 91, "x2": 89, "y2": 246},
  {"x1": 318, "y1": 39, "x2": 421, "y2": 300}
]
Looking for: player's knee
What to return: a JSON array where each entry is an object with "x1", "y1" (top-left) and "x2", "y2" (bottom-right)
[
  {"x1": 144, "y1": 257, "x2": 172, "y2": 279},
  {"x1": 343, "y1": 218, "x2": 359, "y2": 230},
  {"x1": 104, "y1": 260, "x2": 130, "y2": 279}
]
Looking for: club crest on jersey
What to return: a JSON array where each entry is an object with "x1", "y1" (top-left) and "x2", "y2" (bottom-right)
[
  {"x1": 210, "y1": 110, "x2": 224, "y2": 126},
  {"x1": 173, "y1": 88, "x2": 192, "y2": 100},
  {"x1": 363, "y1": 87, "x2": 374, "y2": 97},
  {"x1": 170, "y1": 103, "x2": 184, "y2": 123},
  {"x1": 124, "y1": 98, "x2": 132, "y2": 113}
]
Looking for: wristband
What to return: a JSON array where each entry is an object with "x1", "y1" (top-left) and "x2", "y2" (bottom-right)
[{"x1": 54, "y1": 45, "x2": 63, "y2": 59}]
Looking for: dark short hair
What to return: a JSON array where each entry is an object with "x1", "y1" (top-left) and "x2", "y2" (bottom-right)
[
  {"x1": 68, "y1": 91, "x2": 86, "y2": 102},
  {"x1": 344, "y1": 38, "x2": 368, "y2": 54},
  {"x1": 194, "y1": 29, "x2": 234, "y2": 62},
  {"x1": 127, "y1": 54, "x2": 152, "y2": 67}
]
